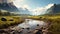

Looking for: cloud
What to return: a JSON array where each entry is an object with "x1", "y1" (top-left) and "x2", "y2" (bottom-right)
[
  {"x1": 31, "y1": 4, "x2": 54, "y2": 15},
  {"x1": 17, "y1": 4, "x2": 54, "y2": 15},
  {"x1": 45, "y1": 4, "x2": 54, "y2": 9},
  {"x1": 13, "y1": 0, "x2": 32, "y2": 10},
  {"x1": 13, "y1": 0, "x2": 24, "y2": 8},
  {"x1": 21, "y1": 4, "x2": 31, "y2": 10},
  {"x1": 13, "y1": 0, "x2": 54, "y2": 15},
  {"x1": 32, "y1": 7, "x2": 45, "y2": 15},
  {"x1": 13, "y1": 0, "x2": 24, "y2": 3}
]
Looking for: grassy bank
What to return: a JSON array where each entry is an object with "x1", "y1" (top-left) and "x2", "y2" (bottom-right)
[
  {"x1": 0, "y1": 16, "x2": 25, "y2": 29},
  {"x1": 46, "y1": 16, "x2": 60, "y2": 34},
  {"x1": 28, "y1": 15, "x2": 60, "y2": 34},
  {"x1": 0, "y1": 15, "x2": 60, "y2": 34},
  {"x1": 41, "y1": 16, "x2": 60, "y2": 34}
]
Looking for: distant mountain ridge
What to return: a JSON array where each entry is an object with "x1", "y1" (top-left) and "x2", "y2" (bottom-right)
[
  {"x1": 0, "y1": 3, "x2": 19, "y2": 12},
  {"x1": 0, "y1": 2, "x2": 31, "y2": 15},
  {"x1": 46, "y1": 4, "x2": 60, "y2": 15},
  {"x1": 18, "y1": 8, "x2": 31, "y2": 14}
]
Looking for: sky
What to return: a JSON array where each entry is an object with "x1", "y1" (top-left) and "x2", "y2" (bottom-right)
[{"x1": 13, "y1": 0, "x2": 60, "y2": 15}]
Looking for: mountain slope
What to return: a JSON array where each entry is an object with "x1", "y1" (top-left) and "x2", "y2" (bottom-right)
[
  {"x1": 0, "y1": 3, "x2": 19, "y2": 12},
  {"x1": 18, "y1": 8, "x2": 31, "y2": 14},
  {"x1": 46, "y1": 4, "x2": 60, "y2": 15}
]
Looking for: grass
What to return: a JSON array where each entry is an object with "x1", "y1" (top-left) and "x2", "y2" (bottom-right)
[
  {"x1": 48, "y1": 18, "x2": 60, "y2": 34},
  {"x1": 39, "y1": 15, "x2": 60, "y2": 34},
  {"x1": 0, "y1": 16, "x2": 25, "y2": 29},
  {"x1": 0, "y1": 15, "x2": 60, "y2": 34},
  {"x1": 28, "y1": 15, "x2": 60, "y2": 34}
]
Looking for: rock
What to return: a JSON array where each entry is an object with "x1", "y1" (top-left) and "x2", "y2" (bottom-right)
[
  {"x1": 9, "y1": 18, "x2": 14, "y2": 21},
  {"x1": 37, "y1": 24, "x2": 39, "y2": 26},
  {"x1": 26, "y1": 27, "x2": 30, "y2": 30},
  {"x1": 1, "y1": 17, "x2": 7, "y2": 21},
  {"x1": 35, "y1": 29, "x2": 43, "y2": 34},
  {"x1": 0, "y1": 30, "x2": 5, "y2": 33},
  {"x1": 0, "y1": 29, "x2": 9, "y2": 34}
]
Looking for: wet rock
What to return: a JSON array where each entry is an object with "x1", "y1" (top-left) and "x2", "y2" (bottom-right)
[
  {"x1": 26, "y1": 27, "x2": 30, "y2": 30},
  {"x1": 9, "y1": 18, "x2": 14, "y2": 21},
  {"x1": 37, "y1": 24, "x2": 39, "y2": 26},
  {"x1": 22, "y1": 28, "x2": 24, "y2": 29},
  {"x1": 0, "y1": 30, "x2": 5, "y2": 33},
  {"x1": 1, "y1": 17, "x2": 7, "y2": 21},
  {"x1": 18, "y1": 29, "x2": 23, "y2": 33},
  {"x1": 0, "y1": 30, "x2": 9, "y2": 34},
  {"x1": 35, "y1": 29, "x2": 43, "y2": 34},
  {"x1": 10, "y1": 31, "x2": 15, "y2": 34}
]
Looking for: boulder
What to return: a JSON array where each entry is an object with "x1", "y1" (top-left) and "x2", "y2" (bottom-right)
[
  {"x1": 1, "y1": 17, "x2": 7, "y2": 21},
  {"x1": 9, "y1": 18, "x2": 14, "y2": 21}
]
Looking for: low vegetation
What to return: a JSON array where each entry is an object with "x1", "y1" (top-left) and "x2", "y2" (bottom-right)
[
  {"x1": 39, "y1": 15, "x2": 60, "y2": 34},
  {"x1": 0, "y1": 16, "x2": 25, "y2": 29},
  {"x1": 28, "y1": 15, "x2": 60, "y2": 34},
  {"x1": 0, "y1": 15, "x2": 60, "y2": 34}
]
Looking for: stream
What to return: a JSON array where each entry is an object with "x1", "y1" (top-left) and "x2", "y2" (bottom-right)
[
  {"x1": 0, "y1": 19, "x2": 48, "y2": 34},
  {"x1": 12, "y1": 19, "x2": 48, "y2": 34}
]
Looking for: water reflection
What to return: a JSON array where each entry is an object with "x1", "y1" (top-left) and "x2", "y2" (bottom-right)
[
  {"x1": 12, "y1": 19, "x2": 47, "y2": 34},
  {"x1": 17, "y1": 19, "x2": 46, "y2": 28}
]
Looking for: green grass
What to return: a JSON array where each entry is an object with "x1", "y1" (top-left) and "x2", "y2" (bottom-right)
[
  {"x1": 0, "y1": 16, "x2": 25, "y2": 29},
  {"x1": 0, "y1": 15, "x2": 60, "y2": 34},
  {"x1": 28, "y1": 15, "x2": 60, "y2": 34},
  {"x1": 39, "y1": 15, "x2": 60, "y2": 34},
  {"x1": 48, "y1": 18, "x2": 60, "y2": 34}
]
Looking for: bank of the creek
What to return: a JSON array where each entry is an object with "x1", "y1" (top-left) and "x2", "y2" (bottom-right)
[{"x1": 0, "y1": 19, "x2": 50, "y2": 34}]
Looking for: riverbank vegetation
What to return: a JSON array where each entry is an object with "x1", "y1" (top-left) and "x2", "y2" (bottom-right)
[
  {"x1": 0, "y1": 16, "x2": 25, "y2": 29},
  {"x1": 28, "y1": 15, "x2": 60, "y2": 34},
  {"x1": 0, "y1": 15, "x2": 60, "y2": 34},
  {"x1": 36, "y1": 15, "x2": 60, "y2": 34},
  {"x1": 45, "y1": 15, "x2": 60, "y2": 34}
]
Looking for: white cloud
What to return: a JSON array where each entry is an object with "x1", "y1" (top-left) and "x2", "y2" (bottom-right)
[
  {"x1": 45, "y1": 4, "x2": 54, "y2": 9},
  {"x1": 32, "y1": 4, "x2": 54, "y2": 15},
  {"x1": 21, "y1": 4, "x2": 31, "y2": 10},
  {"x1": 13, "y1": 0, "x2": 32, "y2": 10},
  {"x1": 13, "y1": 0, "x2": 54, "y2": 15},
  {"x1": 32, "y1": 7, "x2": 45, "y2": 15},
  {"x1": 13, "y1": 0, "x2": 24, "y2": 8},
  {"x1": 13, "y1": 0, "x2": 24, "y2": 3}
]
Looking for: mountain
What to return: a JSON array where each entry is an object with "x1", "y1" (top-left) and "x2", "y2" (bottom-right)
[
  {"x1": 0, "y1": 2, "x2": 19, "y2": 12},
  {"x1": 46, "y1": 4, "x2": 60, "y2": 15},
  {"x1": 18, "y1": 8, "x2": 31, "y2": 14},
  {"x1": 0, "y1": 0, "x2": 31, "y2": 16}
]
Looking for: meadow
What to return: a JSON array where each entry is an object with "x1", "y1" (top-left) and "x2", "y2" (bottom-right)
[
  {"x1": 45, "y1": 16, "x2": 60, "y2": 34},
  {"x1": 0, "y1": 16, "x2": 25, "y2": 29},
  {"x1": 38, "y1": 15, "x2": 60, "y2": 34},
  {"x1": 28, "y1": 15, "x2": 60, "y2": 34},
  {"x1": 0, "y1": 15, "x2": 60, "y2": 34}
]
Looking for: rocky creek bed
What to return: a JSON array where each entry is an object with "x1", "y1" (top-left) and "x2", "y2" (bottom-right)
[{"x1": 0, "y1": 19, "x2": 50, "y2": 34}]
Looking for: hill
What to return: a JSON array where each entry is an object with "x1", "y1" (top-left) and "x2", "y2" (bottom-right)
[
  {"x1": 0, "y1": 2, "x2": 19, "y2": 12},
  {"x1": 46, "y1": 4, "x2": 60, "y2": 15}
]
